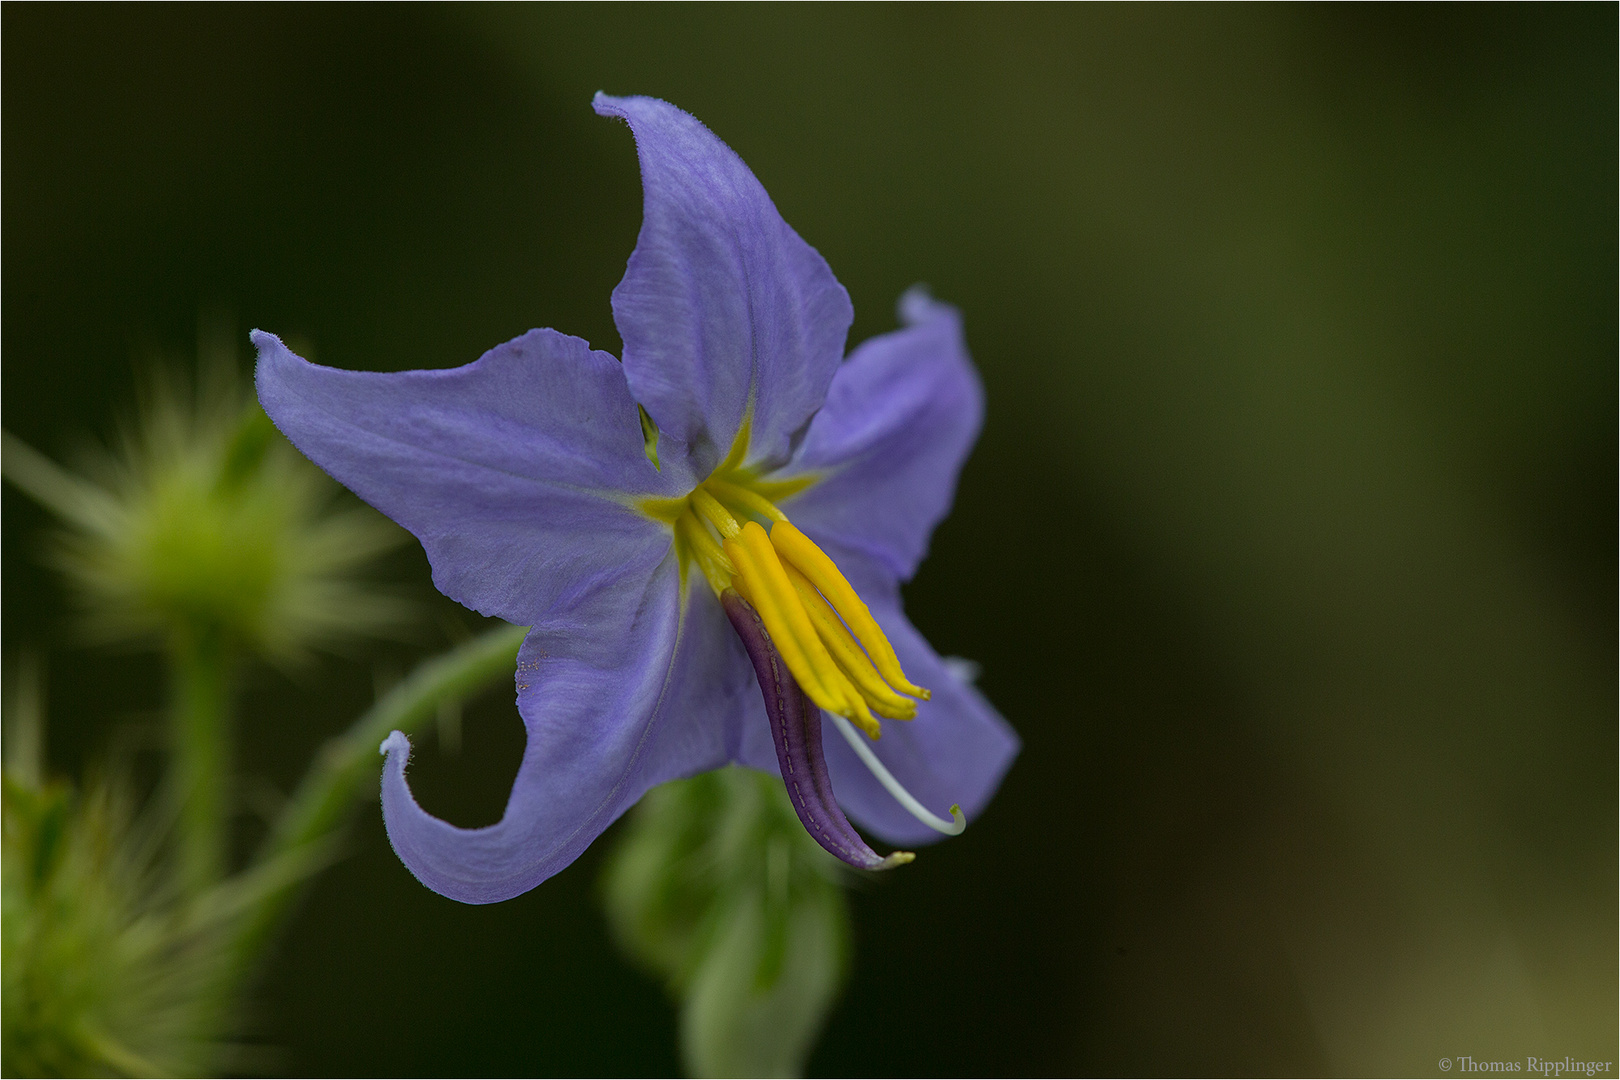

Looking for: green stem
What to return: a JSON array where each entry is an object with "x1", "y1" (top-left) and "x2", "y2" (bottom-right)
[
  {"x1": 170, "y1": 624, "x2": 234, "y2": 894},
  {"x1": 222, "y1": 621, "x2": 527, "y2": 973}
]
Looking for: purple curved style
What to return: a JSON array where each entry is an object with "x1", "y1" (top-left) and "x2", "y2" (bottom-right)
[{"x1": 721, "y1": 589, "x2": 910, "y2": 870}]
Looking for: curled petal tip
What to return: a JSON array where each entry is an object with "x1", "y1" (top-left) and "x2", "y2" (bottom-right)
[
  {"x1": 898, "y1": 283, "x2": 957, "y2": 327},
  {"x1": 248, "y1": 328, "x2": 291, "y2": 360},
  {"x1": 379, "y1": 730, "x2": 410, "y2": 758},
  {"x1": 875, "y1": 850, "x2": 915, "y2": 870}
]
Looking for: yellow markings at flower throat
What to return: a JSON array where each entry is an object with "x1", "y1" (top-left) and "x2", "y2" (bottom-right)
[{"x1": 638, "y1": 431, "x2": 929, "y2": 741}]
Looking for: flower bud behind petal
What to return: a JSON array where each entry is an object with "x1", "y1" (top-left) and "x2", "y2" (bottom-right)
[{"x1": 600, "y1": 766, "x2": 851, "y2": 1079}]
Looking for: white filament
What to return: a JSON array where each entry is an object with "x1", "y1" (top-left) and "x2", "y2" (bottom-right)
[{"x1": 827, "y1": 713, "x2": 966, "y2": 836}]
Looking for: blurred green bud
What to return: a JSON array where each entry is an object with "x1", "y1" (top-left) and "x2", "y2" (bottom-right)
[
  {"x1": 2, "y1": 358, "x2": 411, "y2": 663},
  {"x1": 602, "y1": 767, "x2": 851, "y2": 1079}
]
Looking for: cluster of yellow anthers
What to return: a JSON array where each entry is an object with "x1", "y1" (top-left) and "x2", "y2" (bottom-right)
[{"x1": 643, "y1": 473, "x2": 930, "y2": 740}]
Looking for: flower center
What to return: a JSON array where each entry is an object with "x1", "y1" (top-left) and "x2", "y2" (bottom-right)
[
  {"x1": 639, "y1": 460, "x2": 930, "y2": 743},
  {"x1": 639, "y1": 425, "x2": 966, "y2": 857}
]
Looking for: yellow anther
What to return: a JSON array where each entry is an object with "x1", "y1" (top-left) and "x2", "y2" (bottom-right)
[
  {"x1": 729, "y1": 571, "x2": 759, "y2": 610},
  {"x1": 691, "y1": 487, "x2": 741, "y2": 539},
  {"x1": 769, "y1": 521, "x2": 930, "y2": 700},
  {"x1": 730, "y1": 522, "x2": 863, "y2": 721},
  {"x1": 641, "y1": 447, "x2": 918, "y2": 743},
  {"x1": 728, "y1": 571, "x2": 878, "y2": 734},
  {"x1": 784, "y1": 562, "x2": 917, "y2": 722},
  {"x1": 844, "y1": 690, "x2": 882, "y2": 740},
  {"x1": 704, "y1": 477, "x2": 786, "y2": 523},
  {"x1": 724, "y1": 530, "x2": 840, "y2": 714}
]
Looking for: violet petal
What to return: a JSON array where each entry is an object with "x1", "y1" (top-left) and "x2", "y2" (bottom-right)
[
  {"x1": 380, "y1": 569, "x2": 757, "y2": 904},
  {"x1": 593, "y1": 93, "x2": 854, "y2": 476},
  {"x1": 253, "y1": 328, "x2": 682, "y2": 627},
  {"x1": 779, "y1": 287, "x2": 984, "y2": 583}
]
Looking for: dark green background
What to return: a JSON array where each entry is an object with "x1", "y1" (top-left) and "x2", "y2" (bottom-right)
[{"x1": 5, "y1": 5, "x2": 1615, "y2": 1076}]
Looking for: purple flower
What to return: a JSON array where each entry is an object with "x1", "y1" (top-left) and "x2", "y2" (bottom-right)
[{"x1": 253, "y1": 94, "x2": 1017, "y2": 903}]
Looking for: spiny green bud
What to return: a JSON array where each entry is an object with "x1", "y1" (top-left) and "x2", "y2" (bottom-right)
[
  {"x1": 3, "y1": 359, "x2": 412, "y2": 663},
  {"x1": 2, "y1": 770, "x2": 228, "y2": 1077}
]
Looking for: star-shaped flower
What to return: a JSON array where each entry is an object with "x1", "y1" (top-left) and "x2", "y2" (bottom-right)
[{"x1": 254, "y1": 94, "x2": 1018, "y2": 903}]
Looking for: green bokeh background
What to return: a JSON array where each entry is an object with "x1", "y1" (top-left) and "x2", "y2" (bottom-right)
[{"x1": 4, "y1": 5, "x2": 1614, "y2": 1075}]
